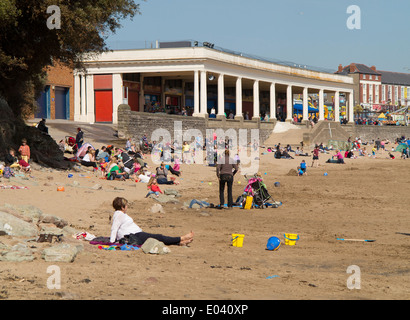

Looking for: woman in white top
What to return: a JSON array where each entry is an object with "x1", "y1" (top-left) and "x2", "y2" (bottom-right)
[
  {"x1": 81, "y1": 149, "x2": 98, "y2": 168},
  {"x1": 136, "y1": 168, "x2": 150, "y2": 183},
  {"x1": 110, "y1": 197, "x2": 194, "y2": 246}
]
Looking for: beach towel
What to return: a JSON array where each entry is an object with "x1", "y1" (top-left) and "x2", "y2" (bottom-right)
[
  {"x1": 89, "y1": 236, "x2": 121, "y2": 246},
  {"x1": 0, "y1": 184, "x2": 28, "y2": 189},
  {"x1": 98, "y1": 244, "x2": 139, "y2": 251}
]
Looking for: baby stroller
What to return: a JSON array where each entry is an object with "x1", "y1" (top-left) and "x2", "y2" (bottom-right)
[
  {"x1": 241, "y1": 174, "x2": 281, "y2": 209},
  {"x1": 139, "y1": 138, "x2": 152, "y2": 154},
  {"x1": 65, "y1": 136, "x2": 78, "y2": 154}
]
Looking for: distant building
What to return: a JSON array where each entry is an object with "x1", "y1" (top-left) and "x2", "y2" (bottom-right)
[
  {"x1": 336, "y1": 63, "x2": 410, "y2": 113},
  {"x1": 75, "y1": 44, "x2": 355, "y2": 124},
  {"x1": 35, "y1": 61, "x2": 74, "y2": 120}
]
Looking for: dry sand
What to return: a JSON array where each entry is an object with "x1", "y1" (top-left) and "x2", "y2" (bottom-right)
[{"x1": 1, "y1": 122, "x2": 410, "y2": 301}]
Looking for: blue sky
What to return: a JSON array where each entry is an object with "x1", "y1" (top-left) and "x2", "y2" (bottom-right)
[{"x1": 106, "y1": 0, "x2": 410, "y2": 73}]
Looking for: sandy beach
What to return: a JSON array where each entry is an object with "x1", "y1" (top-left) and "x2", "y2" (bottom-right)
[{"x1": 0, "y1": 122, "x2": 409, "y2": 301}]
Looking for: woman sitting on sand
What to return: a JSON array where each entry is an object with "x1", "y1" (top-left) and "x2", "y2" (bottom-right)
[
  {"x1": 81, "y1": 149, "x2": 98, "y2": 169},
  {"x1": 155, "y1": 162, "x2": 179, "y2": 185},
  {"x1": 136, "y1": 168, "x2": 151, "y2": 183},
  {"x1": 106, "y1": 158, "x2": 129, "y2": 180},
  {"x1": 109, "y1": 197, "x2": 194, "y2": 246},
  {"x1": 334, "y1": 149, "x2": 345, "y2": 164}
]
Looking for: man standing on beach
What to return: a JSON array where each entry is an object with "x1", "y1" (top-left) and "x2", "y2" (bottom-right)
[
  {"x1": 375, "y1": 138, "x2": 381, "y2": 151},
  {"x1": 216, "y1": 149, "x2": 238, "y2": 209}
]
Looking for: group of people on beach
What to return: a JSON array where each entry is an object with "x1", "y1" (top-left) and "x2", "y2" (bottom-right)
[
  {"x1": 0, "y1": 139, "x2": 32, "y2": 179},
  {"x1": 268, "y1": 134, "x2": 410, "y2": 177},
  {"x1": 4, "y1": 121, "x2": 410, "y2": 251}
]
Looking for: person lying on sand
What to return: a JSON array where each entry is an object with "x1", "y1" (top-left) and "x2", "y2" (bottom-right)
[{"x1": 110, "y1": 197, "x2": 194, "y2": 246}]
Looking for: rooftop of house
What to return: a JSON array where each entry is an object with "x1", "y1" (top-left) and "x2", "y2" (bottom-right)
[{"x1": 336, "y1": 63, "x2": 410, "y2": 86}]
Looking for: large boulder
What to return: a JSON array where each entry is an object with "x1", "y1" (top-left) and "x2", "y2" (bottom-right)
[
  {"x1": 0, "y1": 244, "x2": 35, "y2": 262},
  {"x1": 42, "y1": 243, "x2": 84, "y2": 263},
  {"x1": 0, "y1": 97, "x2": 69, "y2": 169},
  {"x1": 0, "y1": 211, "x2": 38, "y2": 237}
]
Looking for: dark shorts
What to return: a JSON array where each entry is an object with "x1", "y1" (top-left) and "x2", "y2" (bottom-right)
[{"x1": 313, "y1": 155, "x2": 319, "y2": 160}]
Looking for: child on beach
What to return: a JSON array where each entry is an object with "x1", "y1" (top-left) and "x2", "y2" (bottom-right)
[
  {"x1": 311, "y1": 145, "x2": 319, "y2": 167},
  {"x1": 18, "y1": 155, "x2": 31, "y2": 173},
  {"x1": 182, "y1": 141, "x2": 190, "y2": 163},
  {"x1": 5, "y1": 148, "x2": 20, "y2": 169},
  {"x1": 18, "y1": 139, "x2": 30, "y2": 163},
  {"x1": 146, "y1": 177, "x2": 163, "y2": 197},
  {"x1": 297, "y1": 166, "x2": 305, "y2": 176},
  {"x1": 371, "y1": 146, "x2": 376, "y2": 158},
  {"x1": 300, "y1": 160, "x2": 307, "y2": 175}
]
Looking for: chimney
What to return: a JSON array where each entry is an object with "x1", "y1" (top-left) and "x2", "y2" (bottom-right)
[
  {"x1": 349, "y1": 63, "x2": 356, "y2": 73},
  {"x1": 338, "y1": 64, "x2": 343, "y2": 72},
  {"x1": 370, "y1": 66, "x2": 376, "y2": 71}
]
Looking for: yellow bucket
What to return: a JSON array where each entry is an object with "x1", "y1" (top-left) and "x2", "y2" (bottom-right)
[
  {"x1": 284, "y1": 233, "x2": 299, "y2": 246},
  {"x1": 232, "y1": 234, "x2": 245, "y2": 247},
  {"x1": 244, "y1": 196, "x2": 253, "y2": 210}
]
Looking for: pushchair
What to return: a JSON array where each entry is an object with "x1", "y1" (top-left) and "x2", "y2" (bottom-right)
[
  {"x1": 65, "y1": 136, "x2": 78, "y2": 154},
  {"x1": 240, "y1": 174, "x2": 281, "y2": 209},
  {"x1": 139, "y1": 139, "x2": 152, "y2": 154}
]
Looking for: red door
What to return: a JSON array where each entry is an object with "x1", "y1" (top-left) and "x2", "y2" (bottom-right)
[
  {"x1": 128, "y1": 89, "x2": 139, "y2": 112},
  {"x1": 95, "y1": 90, "x2": 113, "y2": 122}
]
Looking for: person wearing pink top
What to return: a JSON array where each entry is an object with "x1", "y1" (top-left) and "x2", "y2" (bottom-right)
[{"x1": 335, "y1": 150, "x2": 345, "y2": 164}]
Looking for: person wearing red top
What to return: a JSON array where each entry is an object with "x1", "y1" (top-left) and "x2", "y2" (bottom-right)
[
  {"x1": 18, "y1": 155, "x2": 31, "y2": 173},
  {"x1": 311, "y1": 145, "x2": 320, "y2": 167},
  {"x1": 145, "y1": 178, "x2": 163, "y2": 197}
]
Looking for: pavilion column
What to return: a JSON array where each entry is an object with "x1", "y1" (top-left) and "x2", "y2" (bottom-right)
[
  {"x1": 303, "y1": 87, "x2": 308, "y2": 122},
  {"x1": 319, "y1": 89, "x2": 324, "y2": 121},
  {"x1": 217, "y1": 73, "x2": 225, "y2": 118},
  {"x1": 200, "y1": 70, "x2": 208, "y2": 116},
  {"x1": 286, "y1": 85, "x2": 293, "y2": 121},
  {"x1": 334, "y1": 90, "x2": 340, "y2": 122},
  {"x1": 269, "y1": 82, "x2": 276, "y2": 121},
  {"x1": 74, "y1": 73, "x2": 81, "y2": 121},
  {"x1": 348, "y1": 91, "x2": 354, "y2": 123},
  {"x1": 139, "y1": 74, "x2": 145, "y2": 112},
  {"x1": 86, "y1": 74, "x2": 95, "y2": 123},
  {"x1": 112, "y1": 73, "x2": 123, "y2": 124},
  {"x1": 235, "y1": 77, "x2": 243, "y2": 120},
  {"x1": 193, "y1": 70, "x2": 200, "y2": 116},
  {"x1": 252, "y1": 80, "x2": 260, "y2": 120},
  {"x1": 161, "y1": 78, "x2": 166, "y2": 111},
  {"x1": 80, "y1": 73, "x2": 86, "y2": 122}
]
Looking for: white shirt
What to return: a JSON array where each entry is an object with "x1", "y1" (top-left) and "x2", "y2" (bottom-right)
[
  {"x1": 138, "y1": 174, "x2": 150, "y2": 183},
  {"x1": 110, "y1": 210, "x2": 142, "y2": 243},
  {"x1": 82, "y1": 153, "x2": 91, "y2": 162}
]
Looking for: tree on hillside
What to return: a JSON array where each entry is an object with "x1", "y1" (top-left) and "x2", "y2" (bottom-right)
[{"x1": 0, "y1": 0, "x2": 142, "y2": 167}]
